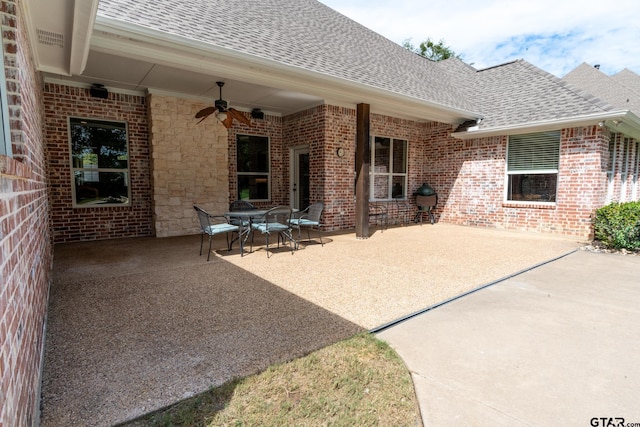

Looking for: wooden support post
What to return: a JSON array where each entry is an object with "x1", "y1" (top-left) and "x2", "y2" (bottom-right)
[{"x1": 355, "y1": 103, "x2": 370, "y2": 239}]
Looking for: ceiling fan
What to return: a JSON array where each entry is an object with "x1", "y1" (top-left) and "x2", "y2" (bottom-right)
[{"x1": 195, "y1": 81, "x2": 252, "y2": 128}]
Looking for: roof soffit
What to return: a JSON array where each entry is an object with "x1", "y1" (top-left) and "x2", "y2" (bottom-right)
[{"x1": 22, "y1": 0, "x2": 99, "y2": 75}]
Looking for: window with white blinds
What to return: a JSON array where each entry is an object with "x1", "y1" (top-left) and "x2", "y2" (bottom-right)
[
  {"x1": 507, "y1": 131, "x2": 560, "y2": 172},
  {"x1": 506, "y1": 131, "x2": 560, "y2": 203}
]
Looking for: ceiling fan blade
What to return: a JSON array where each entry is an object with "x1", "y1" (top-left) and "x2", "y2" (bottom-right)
[
  {"x1": 222, "y1": 115, "x2": 234, "y2": 129},
  {"x1": 227, "y1": 108, "x2": 253, "y2": 127},
  {"x1": 195, "y1": 106, "x2": 216, "y2": 119}
]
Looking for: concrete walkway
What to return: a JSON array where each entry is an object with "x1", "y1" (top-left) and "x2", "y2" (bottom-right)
[{"x1": 377, "y1": 250, "x2": 640, "y2": 426}]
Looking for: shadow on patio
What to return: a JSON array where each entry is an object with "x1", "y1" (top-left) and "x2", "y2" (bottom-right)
[{"x1": 40, "y1": 224, "x2": 583, "y2": 426}]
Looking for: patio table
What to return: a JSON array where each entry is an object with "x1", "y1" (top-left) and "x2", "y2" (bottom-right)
[
  {"x1": 224, "y1": 208, "x2": 299, "y2": 255},
  {"x1": 224, "y1": 210, "x2": 267, "y2": 254}
]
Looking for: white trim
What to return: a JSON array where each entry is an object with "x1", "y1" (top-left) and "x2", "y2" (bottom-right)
[
  {"x1": 44, "y1": 76, "x2": 146, "y2": 96},
  {"x1": 69, "y1": 0, "x2": 100, "y2": 75},
  {"x1": 452, "y1": 111, "x2": 640, "y2": 140}
]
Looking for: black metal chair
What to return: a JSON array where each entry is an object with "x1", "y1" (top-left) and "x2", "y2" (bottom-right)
[
  {"x1": 228, "y1": 200, "x2": 257, "y2": 227},
  {"x1": 394, "y1": 197, "x2": 411, "y2": 226},
  {"x1": 290, "y1": 202, "x2": 324, "y2": 246},
  {"x1": 250, "y1": 206, "x2": 297, "y2": 257},
  {"x1": 369, "y1": 202, "x2": 388, "y2": 231},
  {"x1": 194, "y1": 205, "x2": 242, "y2": 261}
]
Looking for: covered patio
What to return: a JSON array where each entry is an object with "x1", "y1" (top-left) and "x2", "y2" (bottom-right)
[{"x1": 40, "y1": 224, "x2": 582, "y2": 426}]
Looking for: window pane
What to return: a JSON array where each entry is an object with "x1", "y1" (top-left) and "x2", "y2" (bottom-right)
[
  {"x1": 392, "y1": 139, "x2": 407, "y2": 173},
  {"x1": 237, "y1": 135, "x2": 268, "y2": 173},
  {"x1": 74, "y1": 171, "x2": 129, "y2": 205},
  {"x1": 508, "y1": 131, "x2": 560, "y2": 171},
  {"x1": 373, "y1": 137, "x2": 390, "y2": 173},
  {"x1": 507, "y1": 173, "x2": 557, "y2": 202},
  {"x1": 70, "y1": 119, "x2": 128, "y2": 169},
  {"x1": 238, "y1": 175, "x2": 269, "y2": 200},
  {"x1": 392, "y1": 176, "x2": 405, "y2": 198},
  {"x1": 373, "y1": 174, "x2": 389, "y2": 199},
  {"x1": 69, "y1": 118, "x2": 129, "y2": 207}
]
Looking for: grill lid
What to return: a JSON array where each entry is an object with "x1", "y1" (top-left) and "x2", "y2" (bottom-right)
[{"x1": 414, "y1": 183, "x2": 436, "y2": 196}]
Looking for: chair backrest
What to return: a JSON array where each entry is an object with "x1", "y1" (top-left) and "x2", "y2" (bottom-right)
[
  {"x1": 264, "y1": 206, "x2": 292, "y2": 230},
  {"x1": 306, "y1": 202, "x2": 324, "y2": 222},
  {"x1": 194, "y1": 205, "x2": 211, "y2": 231},
  {"x1": 229, "y1": 200, "x2": 257, "y2": 211}
]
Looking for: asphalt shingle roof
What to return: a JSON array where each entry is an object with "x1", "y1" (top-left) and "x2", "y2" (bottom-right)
[
  {"x1": 438, "y1": 59, "x2": 617, "y2": 130},
  {"x1": 97, "y1": 0, "x2": 477, "y2": 114},
  {"x1": 96, "y1": 0, "x2": 629, "y2": 130},
  {"x1": 562, "y1": 63, "x2": 640, "y2": 116}
]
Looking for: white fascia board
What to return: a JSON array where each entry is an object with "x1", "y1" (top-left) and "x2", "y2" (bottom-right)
[
  {"x1": 69, "y1": 0, "x2": 100, "y2": 75},
  {"x1": 92, "y1": 17, "x2": 481, "y2": 124},
  {"x1": 451, "y1": 111, "x2": 637, "y2": 140}
]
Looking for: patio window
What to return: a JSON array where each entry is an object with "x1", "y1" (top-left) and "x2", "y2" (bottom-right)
[
  {"x1": 237, "y1": 134, "x2": 270, "y2": 201},
  {"x1": 0, "y1": 31, "x2": 11, "y2": 157},
  {"x1": 370, "y1": 136, "x2": 408, "y2": 200},
  {"x1": 506, "y1": 131, "x2": 560, "y2": 203},
  {"x1": 69, "y1": 117, "x2": 130, "y2": 207}
]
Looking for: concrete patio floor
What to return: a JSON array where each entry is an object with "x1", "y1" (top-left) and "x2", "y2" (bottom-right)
[{"x1": 41, "y1": 224, "x2": 582, "y2": 426}]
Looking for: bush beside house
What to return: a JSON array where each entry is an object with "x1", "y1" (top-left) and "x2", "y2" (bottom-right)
[{"x1": 594, "y1": 201, "x2": 640, "y2": 250}]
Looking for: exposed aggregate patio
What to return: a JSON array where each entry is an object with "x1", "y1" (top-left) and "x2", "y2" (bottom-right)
[{"x1": 41, "y1": 223, "x2": 582, "y2": 426}]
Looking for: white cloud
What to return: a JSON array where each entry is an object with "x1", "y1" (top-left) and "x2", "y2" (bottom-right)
[{"x1": 319, "y1": 0, "x2": 640, "y2": 77}]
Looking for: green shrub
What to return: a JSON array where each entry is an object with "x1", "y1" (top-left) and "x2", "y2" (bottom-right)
[{"x1": 593, "y1": 201, "x2": 640, "y2": 250}]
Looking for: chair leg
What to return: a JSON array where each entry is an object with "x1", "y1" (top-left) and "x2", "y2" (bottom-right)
[
  {"x1": 207, "y1": 235, "x2": 213, "y2": 261},
  {"x1": 199, "y1": 232, "x2": 204, "y2": 256}
]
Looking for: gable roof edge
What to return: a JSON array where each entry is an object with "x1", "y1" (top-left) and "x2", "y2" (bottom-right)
[{"x1": 451, "y1": 110, "x2": 638, "y2": 140}]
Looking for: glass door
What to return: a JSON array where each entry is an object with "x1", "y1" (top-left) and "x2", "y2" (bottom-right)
[{"x1": 291, "y1": 146, "x2": 310, "y2": 210}]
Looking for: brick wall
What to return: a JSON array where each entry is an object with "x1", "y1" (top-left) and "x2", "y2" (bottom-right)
[
  {"x1": 44, "y1": 84, "x2": 152, "y2": 243},
  {"x1": 0, "y1": 1, "x2": 51, "y2": 425},
  {"x1": 425, "y1": 124, "x2": 610, "y2": 238}
]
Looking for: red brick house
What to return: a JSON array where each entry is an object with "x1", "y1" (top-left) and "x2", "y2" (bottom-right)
[{"x1": 2, "y1": 0, "x2": 639, "y2": 424}]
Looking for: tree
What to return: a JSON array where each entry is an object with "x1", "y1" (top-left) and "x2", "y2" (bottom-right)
[{"x1": 402, "y1": 37, "x2": 460, "y2": 61}]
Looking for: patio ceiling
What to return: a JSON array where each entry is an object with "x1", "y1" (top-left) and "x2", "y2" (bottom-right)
[{"x1": 24, "y1": 0, "x2": 478, "y2": 123}]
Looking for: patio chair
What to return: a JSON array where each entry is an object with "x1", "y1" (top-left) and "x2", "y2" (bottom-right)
[
  {"x1": 193, "y1": 205, "x2": 242, "y2": 261},
  {"x1": 250, "y1": 205, "x2": 297, "y2": 257},
  {"x1": 369, "y1": 202, "x2": 388, "y2": 231},
  {"x1": 290, "y1": 202, "x2": 324, "y2": 246},
  {"x1": 228, "y1": 200, "x2": 257, "y2": 227},
  {"x1": 394, "y1": 197, "x2": 411, "y2": 226}
]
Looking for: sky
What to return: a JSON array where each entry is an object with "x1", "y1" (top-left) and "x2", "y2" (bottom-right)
[{"x1": 318, "y1": 0, "x2": 640, "y2": 78}]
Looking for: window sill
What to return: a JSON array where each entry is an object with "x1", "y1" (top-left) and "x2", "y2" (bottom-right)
[{"x1": 503, "y1": 201, "x2": 556, "y2": 209}]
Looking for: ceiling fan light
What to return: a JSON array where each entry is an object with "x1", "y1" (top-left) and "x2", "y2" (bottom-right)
[{"x1": 216, "y1": 111, "x2": 228, "y2": 122}]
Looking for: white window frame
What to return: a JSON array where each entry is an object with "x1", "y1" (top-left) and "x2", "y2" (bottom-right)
[
  {"x1": 633, "y1": 140, "x2": 640, "y2": 200},
  {"x1": 606, "y1": 133, "x2": 619, "y2": 203},
  {"x1": 505, "y1": 131, "x2": 560, "y2": 204},
  {"x1": 236, "y1": 134, "x2": 271, "y2": 202},
  {"x1": 0, "y1": 30, "x2": 11, "y2": 157},
  {"x1": 370, "y1": 136, "x2": 408, "y2": 200},
  {"x1": 68, "y1": 117, "x2": 131, "y2": 207}
]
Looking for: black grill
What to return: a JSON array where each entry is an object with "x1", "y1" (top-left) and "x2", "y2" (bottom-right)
[{"x1": 413, "y1": 183, "x2": 437, "y2": 224}]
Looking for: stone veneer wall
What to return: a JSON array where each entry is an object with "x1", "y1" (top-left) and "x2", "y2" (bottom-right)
[
  {"x1": 44, "y1": 85, "x2": 152, "y2": 243},
  {"x1": 1, "y1": 1, "x2": 51, "y2": 425},
  {"x1": 425, "y1": 124, "x2": 611, "y2": 238},
  {"x1": 148, "y1": 94, "x2": 236, "y2": 237}
]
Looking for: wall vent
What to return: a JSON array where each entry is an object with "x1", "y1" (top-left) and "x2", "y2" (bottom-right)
[{"x1": 37, "y1": 29, "x2": 64, "y2": 48}]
